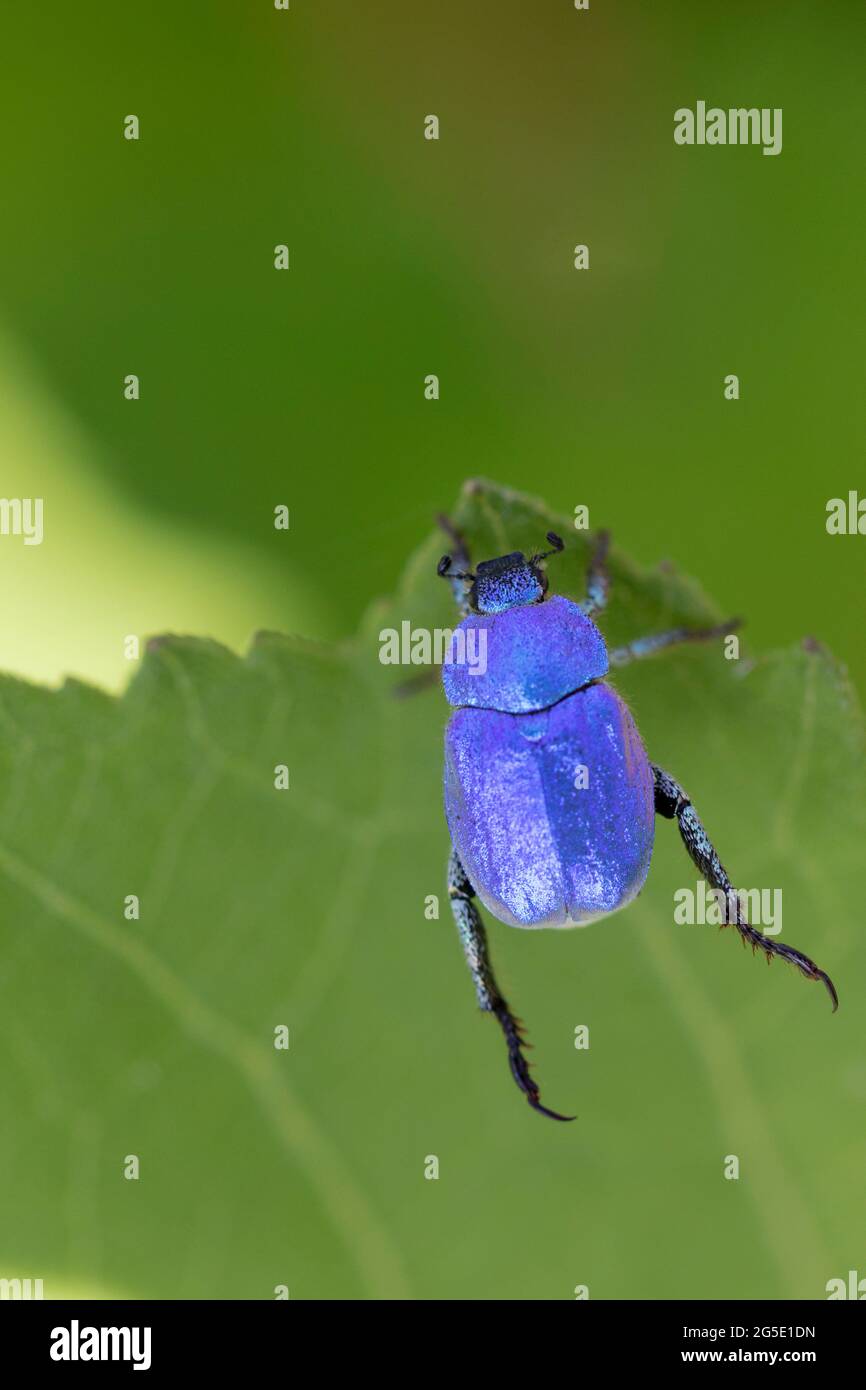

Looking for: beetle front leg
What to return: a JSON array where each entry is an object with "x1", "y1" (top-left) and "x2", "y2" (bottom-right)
[
  {"x1": 609, "y1": 618, "x2": 741, "y2": 667},
  {"x1": 394, "y1": 515, "x2": 472, "y2": 698},
  {"x1": 437, "y1": 513, "x2": 473, "y2": 618},
  {"x1": 581, "y1": 529, "x2": 611, "y2": 617},
  {"x1": 447, "y1": 848, "x2": 575, "y2": 1121},
  {"x1": 652, "y1": 765, "x2": 838, "y2": 1009}
]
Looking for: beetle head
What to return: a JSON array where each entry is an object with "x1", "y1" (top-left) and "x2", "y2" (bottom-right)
[{"x1": 438, "y1": 532, "x2": 564, "y2": 614}]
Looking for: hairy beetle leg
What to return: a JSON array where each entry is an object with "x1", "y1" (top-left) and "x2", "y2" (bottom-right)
[
  {"x1": 390, "y1": 514, "x2": 472, "y2": 697},
  {"x1": 581, "y1": 529, "x2": 611, "y2": 617},
  {"x1": 436, "y1": 512, "x2": 471, "y2": 571},
  {"x1": 391, "y1": 668, "x2": 441, "y2": 699},
  {"x1": 492, "y1": 1002, "x2": 575, "y2": 1122},
  {"x1": 447, "y1": 848, "x2": 575, "y2": 1122},
  {"x1": 437, "y1": 513, "x2": 474, "y2": 618},
  {"x1": 609, "y1": 617, "x2": 742, "y2": 668},
  {"x1": 652, "y1": 765, "x2": 838, "y2": 1010}
]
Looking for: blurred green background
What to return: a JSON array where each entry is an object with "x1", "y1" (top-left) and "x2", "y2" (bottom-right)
[
  {"x1": 1, "y1": 0, "x2": 864, "y2": 693},
  {"x1": 0, "y1": 2, "x2": 863, "y2": 1301}
]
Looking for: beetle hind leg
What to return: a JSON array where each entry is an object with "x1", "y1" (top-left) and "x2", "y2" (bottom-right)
[
  {"x1": 652, "y1": 765, "x2": 838, "y2": 1009},
  {"x1": 447, "y1": 848, "x2": 575, "y2": 1121}
]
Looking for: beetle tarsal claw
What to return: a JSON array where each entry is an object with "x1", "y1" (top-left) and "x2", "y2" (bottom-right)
[
  {"x1": 818, "y1": 971, "x2": 839, "y2": 1012},
  {"x1": 531, "y1": 1100, "x2": 577, "y2": 1123},
  {"x1": 492, "y1": 1002, "x2": 575, "y2": 1123},
  {"x1": 754, "y1": 934, "x2": 839, "y2": 1010}
]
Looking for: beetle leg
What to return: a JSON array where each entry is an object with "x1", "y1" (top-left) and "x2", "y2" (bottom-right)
[
  {"x1": 447, "y1": 848, "x2": 575, "y2": 1121},
  {"x1": 392, "y1": 668, "x2": 440, "y2": 698},
  {"x1": 437, "y1": 514, "x2": 473, "y2": 617},
  {"x1": 580, "y1": 529, "x2": 611, "y2": 616},
  {"x1": 392, "y1": 516, "x2": 471, "y2": 698},
  {"x1": 609, "y1": 618, "x2": 741, "y2": 666},
  {"x1": 652, "y1": 765, "x2": 838, "y2": 1009}
]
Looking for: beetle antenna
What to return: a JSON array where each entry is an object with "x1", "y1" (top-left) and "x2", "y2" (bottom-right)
[
  {"x1": 532, "y1": 531, "x2": 565, "y2": 564},
  {"x1": 437, "y1": 555, "x2": 475, "y2": 581}
]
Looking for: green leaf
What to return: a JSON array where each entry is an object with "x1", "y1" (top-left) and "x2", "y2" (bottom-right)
[{"x1": 1, "y1": 479, "x2": 863, "y2": 1300}]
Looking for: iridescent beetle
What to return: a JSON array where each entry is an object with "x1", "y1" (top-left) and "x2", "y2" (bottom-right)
[{"x1": 438, "y1": 521, "x2": 837, "y2": 1121}]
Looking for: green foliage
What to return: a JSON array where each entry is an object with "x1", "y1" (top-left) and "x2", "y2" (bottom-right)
[{"x1": 0, "y1": 481, "x2": 863, "y2": 1299}]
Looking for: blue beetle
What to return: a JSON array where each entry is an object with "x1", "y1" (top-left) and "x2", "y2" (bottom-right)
[{"x1": 437, "y1": 521, "x2": 837, "y2": 1121}]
